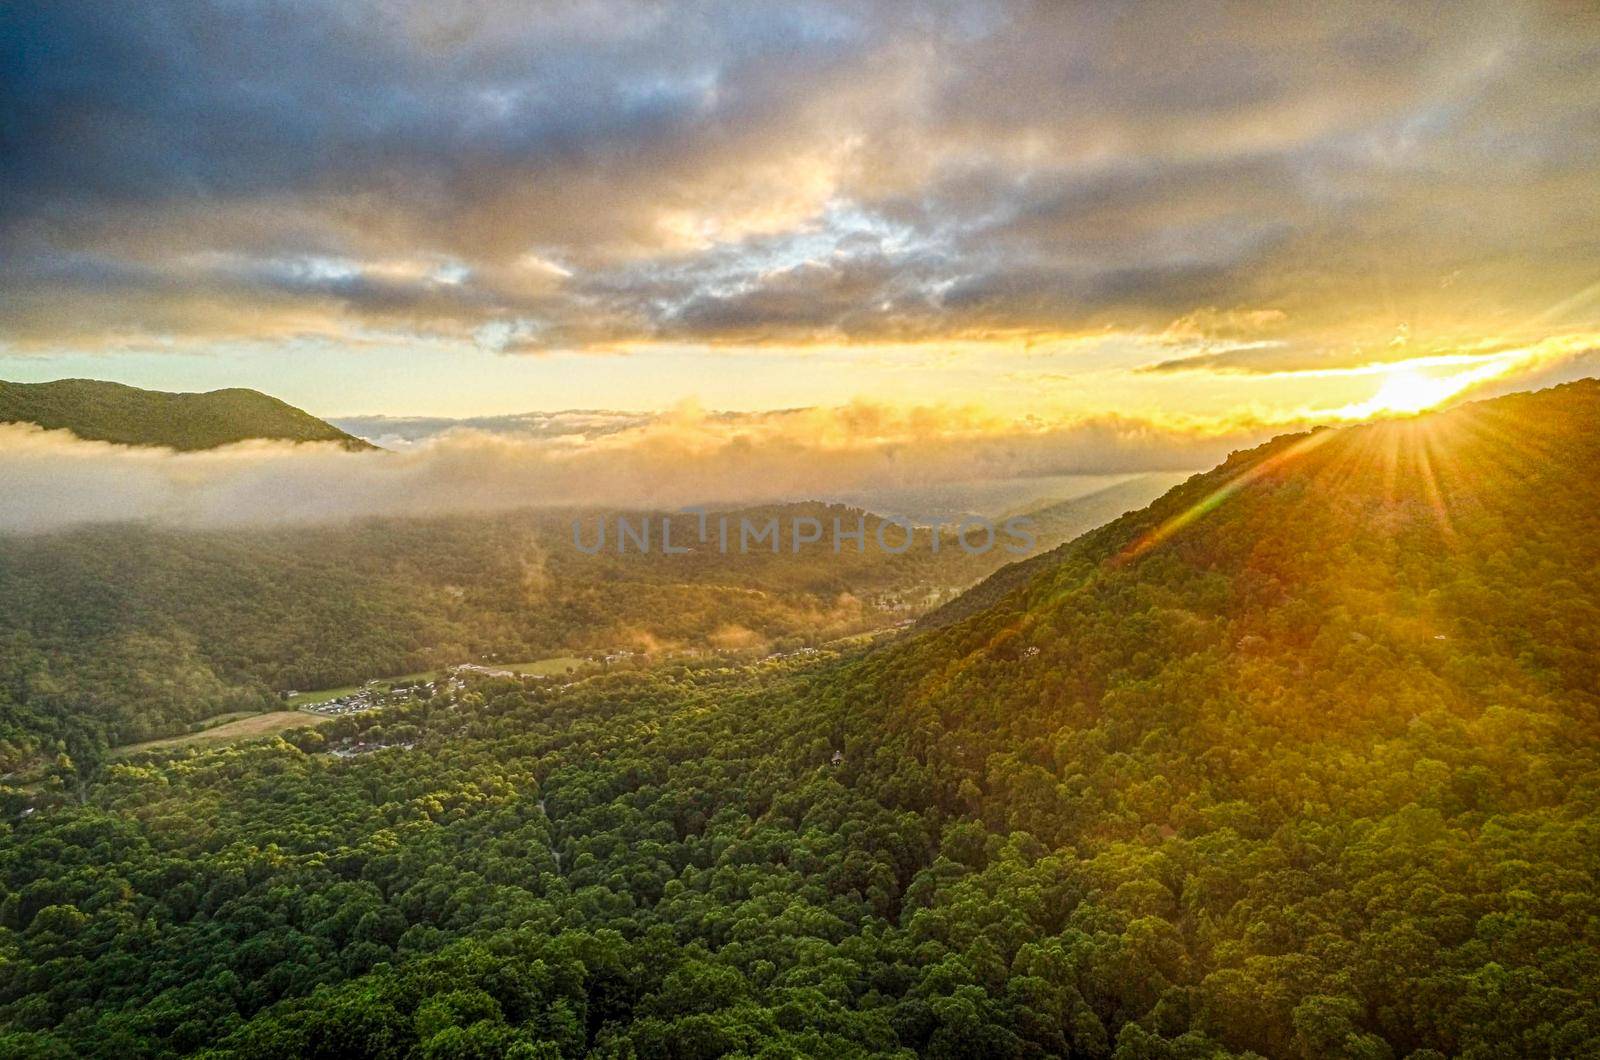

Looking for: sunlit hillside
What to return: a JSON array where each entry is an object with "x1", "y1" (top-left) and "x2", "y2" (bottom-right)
[
  {"x1": 2, "y1": 382, "x2": 1595, "y2": 1057},
  {"x1": 5, "y1": 2, "x2": 1600, "y2": 1054}
]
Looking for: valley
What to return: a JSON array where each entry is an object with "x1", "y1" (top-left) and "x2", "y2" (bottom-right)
[
  {"x1": 6, "y1": 6, "x2": 1598, "y2": 1055},
  {"x1": 0, "y1": 484, "x2": 1180, "y2": 773},
  {"x1": 1, "y1": 383, "x2": 1595, "y2": 1057}
]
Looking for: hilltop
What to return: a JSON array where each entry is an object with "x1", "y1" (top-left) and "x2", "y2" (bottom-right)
[{"x1": 0, "y1": 378, "x2": 374, "y2": 451}]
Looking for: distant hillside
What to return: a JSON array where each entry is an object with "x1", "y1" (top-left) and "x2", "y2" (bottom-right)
[
  {"x1": 0, "y1": 378, "x2": 374, "y2": 451},
  {"x1": 917, "y1": 471, "x2": 1194, "y2": 629}
]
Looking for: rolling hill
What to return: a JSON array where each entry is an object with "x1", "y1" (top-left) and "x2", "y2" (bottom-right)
[
  {"x1": 0, "y1": 378, "x2": 373, "y2": 451},
  {"x1": 0, "y1": 382, "x2": 1596, "y2": 1057}
]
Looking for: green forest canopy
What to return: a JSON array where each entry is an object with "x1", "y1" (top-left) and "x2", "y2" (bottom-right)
[{"x1": 0, "y1": 381, "x2": 1596, "y2": 1057}]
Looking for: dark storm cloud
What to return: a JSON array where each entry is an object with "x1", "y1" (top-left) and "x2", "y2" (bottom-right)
[
  {"x1": 0, "y1": 1, "x2": 861, "y2": 211},
  {"x1": 2, "y1": 0, "x2": 1598, "y2": 356}
]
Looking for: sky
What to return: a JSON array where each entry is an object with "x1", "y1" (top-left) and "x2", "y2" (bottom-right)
[{"x1": 2, "y1": 0, "x2": 1599, "y2": 432}]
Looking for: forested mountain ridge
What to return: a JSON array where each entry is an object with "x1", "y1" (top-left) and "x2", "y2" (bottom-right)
[
  {"x1": 0, "y1": 382, "x2": 1596, "y2": 1058},
  {"x1": 0, "y1": 492, "x2": 1146, "y2": 767},
  {"x1": 0, "y1": 378, "x2": 373, "y2": 451},
  {"x1": 868, "y1": 377, "x2": 1599, "y2": 759},
  {"x1": 830, "y1": 378, "x2": 1600, "y2": 1055}
]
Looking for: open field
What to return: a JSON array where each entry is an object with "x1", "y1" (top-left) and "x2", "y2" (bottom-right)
[
  {"x1": 110, "y1": 712, "x2": 320, "y2": 758},
  {"x1": 187, "y1": 710, "x2": 260, "y2": 730},
  {"x1": 285, "y1": 686, "x2": 365, "y2": 708}
]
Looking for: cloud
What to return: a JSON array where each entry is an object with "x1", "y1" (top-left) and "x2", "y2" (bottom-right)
[
  {"x1": 1141, "y1": 330, "x2": 1600, "y2": 388},
  {"x1": 331, "y1": 410, "x2": 658, "y2": 449},
  {"x1": 2, "y1": 0, "x2": 1597, "y2": 359},
  {"x1": 1161, "y1": 307, "x2": 1290, "y2": 344},
  {"x1": 0, "y1": 401, "x2": 1273, "y2": 533}
]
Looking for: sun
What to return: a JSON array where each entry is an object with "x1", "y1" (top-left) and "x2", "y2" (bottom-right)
[
  {"x1": 1366, "y1": 368, "x2": 1461, "y2": 415},
  {"x1": 1332, "y1": 354, "x2": 1528, "y2": 421}
]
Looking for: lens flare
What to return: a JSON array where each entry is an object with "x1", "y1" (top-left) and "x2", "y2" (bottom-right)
[
  {"x1": 1333, "y1": 357, "x2": 1523, "y2": 420},
  {"x1": 1370, "y1": 369, "x2": 1458, "y2": 414}
]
